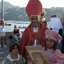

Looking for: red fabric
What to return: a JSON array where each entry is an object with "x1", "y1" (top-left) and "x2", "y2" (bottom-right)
[
  {"x1": 26, "y1": 0, "x2": 43, "y2": 17},
  {"x1": 20, "y1": 23, "x2": 48, "y2": 59}
]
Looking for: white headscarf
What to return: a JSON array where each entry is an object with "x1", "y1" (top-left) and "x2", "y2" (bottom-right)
[{"x1": 48, "y1": 17, "x2": 63, "y2": 32}]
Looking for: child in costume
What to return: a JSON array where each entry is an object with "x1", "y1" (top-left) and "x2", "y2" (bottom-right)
[
  {"x1": 44, "y1": 30, "x2": 64, "y2": 64},
  {"x1": 2, "y1": 43, "x2": 25, "y2": 64}
]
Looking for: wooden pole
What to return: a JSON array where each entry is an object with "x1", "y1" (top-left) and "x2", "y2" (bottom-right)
[{"x1": 1, "y1": 0, "x2": 4, "y2": 20}]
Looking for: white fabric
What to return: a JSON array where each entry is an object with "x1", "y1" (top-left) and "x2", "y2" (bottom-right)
[
  {"x1": 0, "y1": 25, "x2": 5, "y2": 37},
  {"x1": 2, "y1": 54, "x2": 25, "y2": 64},
  {"x1": 1, "y1": 54, "x2": 20, "y2": 64},
  {"x1": 19, "y1": 30, "x2": 22, "y2": 38},
  {"x1": 33, "y1": 27, "x2": 38, "y2": 33},
  {"x1": 0, "y1": 26, "x2": 4, "y2": 32},
  {"x1": 7, "y1": 54, "x2": 20, "y2": 62},
  {"x1": 48, "y1": 18, "x2": 63, "y2": 32},
  {"x1": 34, "y1": 40, "x2": 37, "y2": 46},
  {"x1": 41, "y1": 18, "x2": 46, "y2": 21}
]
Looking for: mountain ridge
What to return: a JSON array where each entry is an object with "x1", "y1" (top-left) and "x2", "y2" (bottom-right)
[{"x1": 0, "y1": 1, "x2": 64, "y2": 21}]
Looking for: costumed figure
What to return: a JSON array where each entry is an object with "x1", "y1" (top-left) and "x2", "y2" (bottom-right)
[
  {"x1": 43, "y1": 30, "x2": 64, "y2": 64},
  {"x1": 20, "y1": 0, "x2": 48, "y2": 63}
]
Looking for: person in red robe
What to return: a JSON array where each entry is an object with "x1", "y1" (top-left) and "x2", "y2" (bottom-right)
[{"x1": 20, "y1": 0, "x2": 48, "y2": 63}]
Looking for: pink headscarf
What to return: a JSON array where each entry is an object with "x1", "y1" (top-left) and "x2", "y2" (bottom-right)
[{"x1": 45, "y1": 30, "x2": 62, "y2": 43}]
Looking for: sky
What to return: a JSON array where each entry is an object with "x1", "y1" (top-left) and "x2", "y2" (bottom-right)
[{"x1": 0, "y1": 0, "x2": 64, "y2": 8}]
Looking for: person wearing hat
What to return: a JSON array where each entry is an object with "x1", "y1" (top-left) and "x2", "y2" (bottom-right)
[
  {"x1": 2, "y1": 43, "x2": 25, "y2": 64},
  {"x1": 43, "y1": 30, "x2": 64, "y2": 64},
  {"x1": 20, "y1": 0, "x2": 48, "y2": 61}
]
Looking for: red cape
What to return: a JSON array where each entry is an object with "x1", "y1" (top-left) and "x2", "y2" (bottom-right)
[{"x1": 20, "y1": 23, "x2": 48, "y2": 59}]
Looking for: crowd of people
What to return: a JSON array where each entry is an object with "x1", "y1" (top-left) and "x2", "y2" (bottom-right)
[{"x1": 0, "y1": 0, "x2": 64, "y2": 64}]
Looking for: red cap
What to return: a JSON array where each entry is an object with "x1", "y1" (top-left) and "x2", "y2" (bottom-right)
[{"x1": 26, "y1": 0, "x2": 43, "y2": 17}]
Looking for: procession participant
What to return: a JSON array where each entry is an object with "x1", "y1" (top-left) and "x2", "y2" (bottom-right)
[
  {"x1": 2, "y1": 43, "x2": 25, "y2": 64},
  {"x1": 44, "y1": 30, "x2": 64, "y2": 64},
  {"x1": 20, "y1": 0, "x2": 47, "y2": 60}
]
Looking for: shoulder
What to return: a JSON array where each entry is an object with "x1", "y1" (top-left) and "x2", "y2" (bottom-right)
[
  {"x1": 20, "y1": 55, "x2": 25, "y2": 60},
  {"x1": 19, "y1": 55, "x2": 25, "y2": 63},
  {"x1": 54, "y1": 49, "x2": 62, "y2": 56},
  {"x1": 54, "y1": 49, "x2": 62, "y2": 55},
  {"x1": 54, "y1": 49, "x2": 64, "y2": 60},
  {"x1": 2, "y1": 57, "x2": 10, "y2": 64}
]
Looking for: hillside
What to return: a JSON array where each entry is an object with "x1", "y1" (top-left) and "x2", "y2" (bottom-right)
[
  {"x1": 0, "y1": 1, "x2": 14, "y2": 10},
  {"x1": 0, "y1": 1, "x2": 64, "y2": 21}
]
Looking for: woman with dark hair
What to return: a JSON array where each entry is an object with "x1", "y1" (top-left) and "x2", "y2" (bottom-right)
[
  {"x1": 43, "y1": 30, "x2": 64, "y2": 64},
  {"x1": 9, "y1": 25, "x2": 21, "y2": 43},
  {"x1": 2, "y1": 43, "x2": 25, "y2": 64}
]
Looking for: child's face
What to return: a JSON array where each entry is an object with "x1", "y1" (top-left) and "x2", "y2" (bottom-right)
[
  {"x1": 11, "y1": 46, "x2": 19, "y2": 55},
  {"x1": 46, "y1": 39, "x2": 55, "y2": 49}
]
